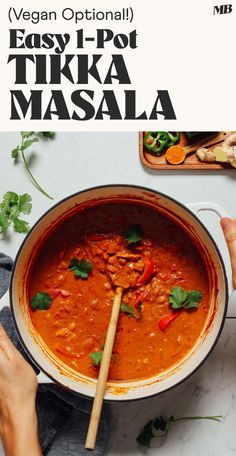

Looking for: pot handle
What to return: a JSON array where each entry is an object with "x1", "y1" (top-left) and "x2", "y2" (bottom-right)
[
  {"x1": 188, "y1": 202, "x2": 234, "y2": 297},
  {"x1": 0, "y1": 292, "x2": 53, "y2": 384},
  {"x1": 188, "y1": 202, "x2": 229, "y2": 218}
]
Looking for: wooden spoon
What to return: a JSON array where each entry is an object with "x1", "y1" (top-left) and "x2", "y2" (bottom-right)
[{"x1": 85, "y1": 286, "x2": 123, "y2": 450}]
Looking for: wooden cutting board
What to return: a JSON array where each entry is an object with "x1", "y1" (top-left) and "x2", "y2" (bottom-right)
[{"x1": 140, "y1": 132, "x2": 234, "y2": 170}]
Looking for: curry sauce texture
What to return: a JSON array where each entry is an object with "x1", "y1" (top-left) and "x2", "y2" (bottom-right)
[{"x1": 29, "y1": 204, "x2": 209, "y2": 381}]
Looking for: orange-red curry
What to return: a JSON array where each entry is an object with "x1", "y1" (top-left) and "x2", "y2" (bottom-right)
[{"x1": 29, "y1": 204, "x2": 209, "y2": 381}]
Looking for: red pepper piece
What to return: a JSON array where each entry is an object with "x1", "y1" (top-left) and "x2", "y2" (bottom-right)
[
  {"x1": 60, "y1": 289, "x2": 71, "y2": 297},
  {"x1": 50, "y1": 289, "x2": 60, "y2": 299},
  {"x1": 159, "y1": 312, "x2": 180, "y2": 331},
  {"x1": 134, "y1": 290, "x2": 149, "y2": 308},
  {"x1": 137, "y1": 257, "x2": 154, "y2": 286},
  {"x1": 50, "y1": 289, "x2": 71, "y2": 298},
  {"x1": 55, "y1": 343, "x2": 79, "y2": 358}
]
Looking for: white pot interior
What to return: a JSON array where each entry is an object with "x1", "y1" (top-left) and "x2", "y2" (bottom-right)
[{"x1": 11, "y1": 186, "x2": 227, "y2": 401}]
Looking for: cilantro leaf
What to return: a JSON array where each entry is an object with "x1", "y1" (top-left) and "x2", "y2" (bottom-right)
[
  {"x1": 169, "y1": 286, "x2": 202, "y2": 310},
  {"x1": 41, "y1": 132, "x2": 55, "y2": 139},
  {"x1": 120, "y1": 302, "x2": 141, "y2": 319},
  {"x1": 21, "y1": 137, "x2": 39, "y2": 151},
  {"x1": 89, "y1": 343, "x2": 117, "y2": 367},
  {"x1": 13, "y1": 218, "x2": 30, "y2": 233},
  {"x1": 18, "y1": 194, "x2": 32, "y2": 215},
  {"x1": 169, "y1": 286, "x2": 187, "y2": 309},
  {"x1": 89, "y1": 351, "x2": 103, "y2": 366},
  {"x1": 137, "y1": 420, "x2": 155, "y2": 448},
  {"x1": 185, "y1": 290, "x2": 202, "y2": 308},
  {"x1": 137, "y1": 415, "x2": 222, "y2": 447},
  {"x1": 0, "y1": 192, "x2": 19, "y2": 218},
  {"x1": 11, "y1": 147, "x2": 20, "y2": 159},
  {"x1": 163, "y1": 415, "x2": 175, "y2": 434},
  {"x1": 30, "y1": 292, "x2": 52, "y2": 311},
  {"x1": 0, "y1": 192, "x2": 32, "y2": 234},
  {"x1": 153, "y1": 416, "x2": 168, "y2": 432},
  {"x1": 137, "y1": 416, "x2": 169, "y2": 447},
  {"x1": 124, "y1": 224, "x2": 143, "y2": 245},
  {"x1": 0, "y1": 213, "x2": 11, "y2": 232},
  {"x1": 21, "y1": 131, "x2": 33, "y2": 139},
  {"x1": 68, "y1": 258, "x2": 93, "y2": 279}
]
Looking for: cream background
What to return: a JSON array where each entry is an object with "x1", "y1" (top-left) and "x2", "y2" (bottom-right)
[{"x1": 1, "y1": 0, "x2": 236, "y2": 130}]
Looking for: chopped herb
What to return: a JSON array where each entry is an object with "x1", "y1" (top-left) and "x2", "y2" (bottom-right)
[
  {"x1": 11, "y1": 132, "x2": 54, "y2": 200},
  {"x1": 120, "y1": 302, "x2": 137, "y2": 318},
  {"x1": 68, "y1": 258, "x2": 93, "y2": 279},
  {"x1": 137, "y1": 415, "x2": 222, "y2": 448},
  {"x1": 89, "y1": 343, "x2": 118, "y2": 367},
  {"x1": 169, "y1": 286, "x2": 202, "y2": 310},
  {"x1": 89, "y1": 351, "x2": 103, "y2": 366},
  {"x1": 0, "y1": 192, "x2": 32, "y2": 234},
  {"x1": 120, "y1": 302, "x2": 142, "y2": 319},
  {"x1": 30, "y1": 292, "x2": 52, "y2": 311},
  {"x1": 124, "y1": 224, "x2": 143, "y2": 245}
]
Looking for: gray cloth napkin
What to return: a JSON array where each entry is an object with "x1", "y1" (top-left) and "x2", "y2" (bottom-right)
[{"x1": 0, "y1": 253, "x2": 110, "y2": 455}]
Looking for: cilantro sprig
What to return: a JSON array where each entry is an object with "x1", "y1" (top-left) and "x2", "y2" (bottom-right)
[
  {"x1": 0, "y1": 192, "x2": 32, "y2": 234},
  {"x1": 68, "y1": 258, "x2": 93, "y2": 279},
  {"x1": 89, "y1": 344, "x2": 117, "y2": 367},
  {"x1": 120, "y1": 301, "x2": 142, "y2": 319},
  {"x1": 124, "y1": 224, "x2": 143, "y2": 245},
  {"x1": 30, "y1": 292, "x2": 52, "y2": 311},
  {"x1": 89, "y1": 351, "x2": 103, "y2": 366},
  {"x1": 11, "y1": 132, "x2": 54, "y2": 200},
  {"x1": 137, "y1": 415, "x2": 222, "y2": 448},
  {"x1": 169, "y1": 286, "x2": 202, "y2": 310}
]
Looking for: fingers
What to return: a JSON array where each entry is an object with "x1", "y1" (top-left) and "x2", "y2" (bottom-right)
[
  {"x1": 0, "y1": 324, "x2": 15, "y2": 360},
  {"x1": 221, "y1": 217, "x2": 236, "y2": 289}
]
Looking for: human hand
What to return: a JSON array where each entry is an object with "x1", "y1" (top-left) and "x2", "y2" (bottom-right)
[
  {"x1": 221, "y1": 217, "x2": 236, "y2": 289},
  {"x1": 0, "y1": 324, "x2": 41, "y2": 456}
]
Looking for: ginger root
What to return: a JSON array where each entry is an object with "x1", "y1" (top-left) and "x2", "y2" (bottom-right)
[
  {"x1": 196, "y1": 133, "x2": 236, "y2": 168},
  {"x1": 197, "y1": 148, "x2": 216, "y2": 163}
]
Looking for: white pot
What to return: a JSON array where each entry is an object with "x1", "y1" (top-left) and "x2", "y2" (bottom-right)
[{"x1": 9, "y1": 185, "x2": 229, "y2": 401}]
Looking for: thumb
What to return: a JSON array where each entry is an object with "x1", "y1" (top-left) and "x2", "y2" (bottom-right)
[{"x1": 220, "y1": 217, "x2": 236, "y2": 289}]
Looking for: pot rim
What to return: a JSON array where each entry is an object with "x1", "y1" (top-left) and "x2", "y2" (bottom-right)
[{"x1": 9, "y1": 184, "x2": 229, "y2": 402}]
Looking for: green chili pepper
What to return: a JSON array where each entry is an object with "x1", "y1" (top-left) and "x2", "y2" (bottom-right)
[
  {"x1": 143, "y1": 132, "x2": 156, "y2": 150},
  {"x1": 143, "y1": 132, "x2": 180, "y2": 155},
  {"x1": 143, "y1": 132, "x2": 170, "y2": 155},
  {"x1": 168, "y1": 132, "x2": 180, "y2": 145}
]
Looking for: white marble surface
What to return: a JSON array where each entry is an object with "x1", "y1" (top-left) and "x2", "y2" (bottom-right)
[
  {"x1": 0, "y1": 132, "x2": 236, "y2": 455},
  {"x1": 108, "y1": 320, "x2": 236, "y2": 456}
]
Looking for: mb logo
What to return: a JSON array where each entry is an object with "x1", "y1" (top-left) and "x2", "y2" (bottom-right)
[{"x1": 213, "y1": 4, "x2": 233, "y2": 14}]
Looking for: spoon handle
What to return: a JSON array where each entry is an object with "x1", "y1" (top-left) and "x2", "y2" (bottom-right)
[{"x1": 85, "y1": 286, "x2": 123, "y2": 449}]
